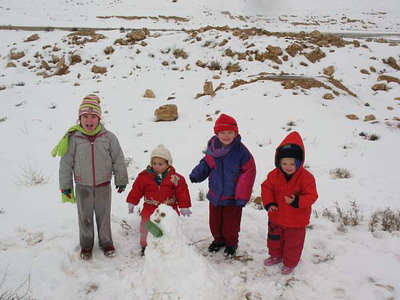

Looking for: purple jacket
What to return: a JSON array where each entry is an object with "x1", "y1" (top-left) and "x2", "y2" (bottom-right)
[{"x1": 190, "y1": 135, "x2": 256, "y2": 207}]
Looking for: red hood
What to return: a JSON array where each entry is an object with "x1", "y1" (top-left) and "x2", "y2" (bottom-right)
[{"x1": 274, "y1": 131, "x2": 305, "y2": 168}]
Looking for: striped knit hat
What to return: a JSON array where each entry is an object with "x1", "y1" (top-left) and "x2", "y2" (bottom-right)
[{"x1": 78, "y1": 94, "x2": 102, "y2": 119}]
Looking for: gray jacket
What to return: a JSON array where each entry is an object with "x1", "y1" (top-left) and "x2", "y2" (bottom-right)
[{"x1": 59, "y1": 127, "x2": 128, "y2": 189}]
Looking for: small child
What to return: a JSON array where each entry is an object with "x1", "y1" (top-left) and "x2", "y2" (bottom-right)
[
  {"x1": 190, "y1": 114, "x2": 256, "y2": 257},
  {"x1": 261, "y1": 131, "x2": 318, "y2": 274},
  {"x1": 126, "y1": 144, "x2": 192, "y2": 256},
  {"x1": 53, "y1": 94, "x2": 128, "y2": 260}
]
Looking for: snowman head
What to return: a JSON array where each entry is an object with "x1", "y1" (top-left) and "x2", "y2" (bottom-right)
[{"x1": 151, "y1": 205, "x2": 180, "y2": 237}]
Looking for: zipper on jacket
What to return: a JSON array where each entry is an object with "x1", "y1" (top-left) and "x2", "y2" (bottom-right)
[{"x1": 91, "y1": 142, "x2": 96, "y2": 186}]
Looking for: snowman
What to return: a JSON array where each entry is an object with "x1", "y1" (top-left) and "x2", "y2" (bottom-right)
[{"x1": 141, "y1": 204, "x2": 228, "y2": 300}]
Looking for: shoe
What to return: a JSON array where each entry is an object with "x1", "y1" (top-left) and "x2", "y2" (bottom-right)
[
  {"x1": 140, "y1": 246, "x2": 146, "y2": 257},
  {"x1": 208, "y1": 241, "x2": 225, "y2": 253},
  {"x1": 103, "y1": 245, "x2": 116, "y2": 258},
  {"x1": 80, "y1": 248, "x2": 93, "y2": 260},
  {"x1": 263, "y1": 256, "x2": 282, "y2": 266},
  {"x1": 223, "y1": 245, "x2": 238, "y2": 257},
  {"x1": 281, "y1": 266, "x2": 295, "y2": 275}
]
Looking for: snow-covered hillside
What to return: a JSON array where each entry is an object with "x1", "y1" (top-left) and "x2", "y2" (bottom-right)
[{"x1": 0, "y1": 1, "x2": 399, "y2": 299}]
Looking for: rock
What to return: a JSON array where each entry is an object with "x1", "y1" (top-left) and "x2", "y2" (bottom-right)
[
  {"x1": 92, "y1": 65, "x2": 107, "y2": 74},
  {"x1": 53, "y1": 56, "x2": 69, "y2": 75},
  {"x1": 104, "y1": 46, "x2": 115, "y2": 55},
  {"x1": 173, "y1": 49, "x2": 188, "y2": 59},
  {"x1": 285, "y1": 43, "x2": 302, "y2": 57},
  {"x1": 154, "y1": 104, "x2": 178, "y2": 121},
  {"x1": 24, "y1": 34, "x2": 39, "y2": 42},
  {"x1": 305, "y1": 47, "x2": 326, "y2": 63},
  {"x1": 144, "y1": 89, "x2": 156, "y2": 98},
  {"x1": 346, "y1": 114, "x2": 359, "y2": 120},
  {"x1": 226, "y1": 63, "x2": 241, "y2": 73},
  {"x1": 40, "y1": 60, "x2": 51, "y2": 70},
  {"x1": 267, "y1": 45, "x2": 282, "y2": 56},
  {"x1": 394, "y1": 97, "x2": 400, "y2": 101},
  {"x1": 126, "y1": 30, "x2": 147, "y2": 42},
  {"x1": 6, "y1": 62, "x2": 17, "y2": 68},
  {"x1": 70, "y1": 54, "x2": 82, "y2": 65},
  {"x1": 196, "y1": 60, "x2": 206, "y2": 68},
  {"x1": 370, "y1": 66, "x2": 376, "y2": 73},
  {"x1": 364, "y1": 114, "x2": 376, "y2": 122},
  {"x1": 212, "y1": 75, "x2": 221, "y2": 79},
  {"x1": 371, "y1": 83, "x2": 387, "y2": 91},
  {"x1": 377, "y1": 75, "x2": 400, "y2": 85},
  {"x1": 387, "y1": 106, "x2": 394, "y2": 110},
  {"x1": 10, "y1": 50, "x2": 25, "y2": 60},
  {"x1": 162, "y1": 61, "x2": 169, "y2": 66},
  {"x1": 323, "y1": 66, "x2": 335, "y2": 76},
  {"x1": 206, "y1": 117, "x2": 213, "y2": 121},
  {"x1": 360, "y1": 69, "x2": 370, "y2": 75},
  {"x1": 383, "y1": 56, "x2": 400, "y2": 70},
  {"x1": 323, "y1": 93, "x2": 334, "y2": 100},
  {"x1": 203, "y1": 81, "x2": 214, "y2": 95}
]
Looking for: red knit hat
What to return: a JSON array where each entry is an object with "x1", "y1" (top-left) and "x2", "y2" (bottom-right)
[{"x1": 213, "y1": 114, "x2": 239, "y2": 134}]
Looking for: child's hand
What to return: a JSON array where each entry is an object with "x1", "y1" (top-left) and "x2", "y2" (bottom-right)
[
  {"x1": 268, "y1": 205, "x2": 278, "y2": 212},
  {"x1": 180, "y1": 208, "x2": 192, "y2": 217},
  {"x1": 116, "y1": 185, "x2": 126, "y2": 193},
  {"x1": 285, "y1": 195, "x2": 295, "y2": 204},
  {"x1": 128, "y1": 203, "x2": 135, "y2": 214},
  {"x1": 61, "y1": 189, "x2": 72, "y2": 199}
]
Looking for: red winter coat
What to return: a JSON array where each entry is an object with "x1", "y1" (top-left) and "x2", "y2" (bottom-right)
[
  {"x1": 261, "y1": 131, "x2": 318, "y2": 228},
  {"x1": 126, "y1": 166, "x2": 191, "y2": 210}
]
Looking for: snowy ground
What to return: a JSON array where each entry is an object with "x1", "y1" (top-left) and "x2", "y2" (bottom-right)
[{"x1": 0, "y1": 0, "x2": 400, "y2": 299}]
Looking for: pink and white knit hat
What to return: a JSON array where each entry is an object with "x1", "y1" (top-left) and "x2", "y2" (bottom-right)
[{"x1": 78, "y1": 94, "x2": 102, "y2": 119}]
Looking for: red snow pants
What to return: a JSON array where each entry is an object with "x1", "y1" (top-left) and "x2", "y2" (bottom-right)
[
  {"x1": 209, "y1": 203, "x2": 242, "y2": 247},
  {"x1": 267, "y1": 221, "x2": 306, "y2": 268}
]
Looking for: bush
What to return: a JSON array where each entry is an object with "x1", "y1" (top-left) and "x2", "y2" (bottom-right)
[
  {"x1": 0, "y1": 266, "x2": 32, "y2": 300},
  {"x1": 329, "y1": 168, "x2": 351, "y2": 179},
  {"x1": 15, "y1": 161, "x2": 49, "y2": 187},
  {"x1": 369, "y1": 207, "x2": 400, "y2": 233},
  {"x1": 320, "y1": 200, "x2": 363, "y2": 231}
]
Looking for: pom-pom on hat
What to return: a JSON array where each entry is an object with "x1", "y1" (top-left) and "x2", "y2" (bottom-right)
[
  {"x1": 79, "y1": 94, "x2": 102, "y2": 119},
  {"x1": 150, "y1": 144, "x2": 173, "y2": 166},
  {"x1": 213, "y1": 114, "x2": 239, "y2": 134}
]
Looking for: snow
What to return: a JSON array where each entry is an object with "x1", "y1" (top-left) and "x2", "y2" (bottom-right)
[{"x1": 0, "y1": 0, "x2": 400, "y2": 299}]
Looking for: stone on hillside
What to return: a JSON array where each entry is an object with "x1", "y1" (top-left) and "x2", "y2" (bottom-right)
[
  {"x1": 196, "y1": 60, "x2": 206, "y2": 68},
  {"x1": 70, "y1": 54, "x2": 82, "y2": 65},
  {"x1": 383, "y1": 57, "x2": 400, "y2": 70},
  {"x1": 360, "y1": 69, "x2": 370, "y2": 75},
  {"x1": 104, "y1": 46, "x2": 115, "y2": 55},
  {"x1": 323, "y1": 66, "x2": 335, "y2": 76},
  {"x1": 305, "y1": 47, "x2": 326, "y2": 63},
  {"x1": 24, "y1": 34, "x2": 40, "y2": 42},
  {"x1": 323, "y1": 93, "x2": 334, "y2": 100},
  {"x1": 126, "y1": 30, "x2": 147, "y2": 42},
  {"x1": 203, "y1": 81, "x2": 214, "y2": 95},
  {"x1": 267, "y1": 45, "x2": 282, "y2": 56},
  {"x1": 394, "y1": 97, "x2": 400, "y2": 101},
  {"x1": 40, "y1": 60, "x2": 51, "y2": 70},
  {"x1": 377, "y1": 75, "x2": 400, "y2": 85},
  {"x1": 144, "y1": 89, "x2": 156, "y2": 98},
  {"x1": 53, "y1": 56, "x2": 69, "y2": 76},
  {"x1": 6, "y1": 62, "x2": 16, "y2": 68},
  {"x1": 226, "y1": 63, "x2": 241, "y2": 73},
  {"x1": 10, "y1": 51, "x2": 25, "y2": 60},
  {"x1": 92, "y1": 65, "x2": 107, "y2": 74},
  {"x1": 364, "y1": 114, "x2": 376, "y2": 122},
  {"x1": 285, "y1": 43, "x2": 302, "y2": 57},
  {"x1": 371, "y1": 83, "x2": 387, "y2": 91},
  {"x1": 346, "y1": 114, "x2": 359, "y2": 120},
  {"x1": 154, "y1": 104, "x2": 178, "y2": 121}
]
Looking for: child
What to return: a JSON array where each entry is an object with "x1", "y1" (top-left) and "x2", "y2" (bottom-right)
[
  {"x1": 52, "y1": 94, "x2": 128, "y2": 260},
  {"x1": 126, "y1": 144, "x2": 192, "y2": 256},
  {"x1": 261, "y1": 131, "x2": 318, "y2": 275},
  {"x1": 189, "y1": 114, "x2": 256, "y2": 257}
]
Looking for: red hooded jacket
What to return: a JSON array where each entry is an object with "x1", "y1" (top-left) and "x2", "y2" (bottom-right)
[
  {"x1": 261, "y1": 131, "x2": 318, "y2": 227},
  {"x1": 126, "y1": 166, "x2": 191, "y2": 210}
]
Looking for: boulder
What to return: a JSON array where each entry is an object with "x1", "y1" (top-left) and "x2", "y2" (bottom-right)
[{"x1": 154, "y1": 104, "x2": 178, "y2": 121}]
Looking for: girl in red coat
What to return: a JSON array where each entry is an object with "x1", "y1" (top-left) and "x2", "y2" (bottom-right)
[
  {"x1": 261, "y1": 131, "x2": 318, "y2": 275},
  {"x1": 126, "y1": 144, "x2": 192, "y2": 256}
]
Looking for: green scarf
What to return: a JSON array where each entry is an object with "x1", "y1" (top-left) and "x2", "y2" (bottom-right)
[{"x1": 51, "y1": 124, "x2": 102, "y2": 157}]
